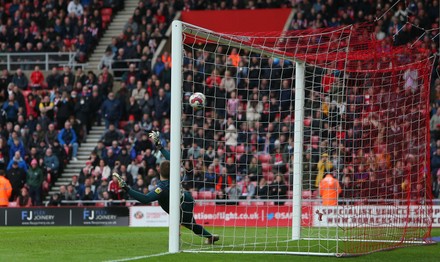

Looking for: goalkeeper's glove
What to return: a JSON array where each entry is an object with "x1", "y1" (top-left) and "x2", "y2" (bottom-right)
[
  {"x1": 149, "y1": 131, "x2": 162, "y2": 149},
  {"x1": 112, "y1": 173, "x2": 129, "y2": 191}
]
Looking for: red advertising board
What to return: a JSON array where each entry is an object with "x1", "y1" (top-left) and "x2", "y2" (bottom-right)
[{"x1": 193, "y1": 205, "x2": 312, "y2": 227}]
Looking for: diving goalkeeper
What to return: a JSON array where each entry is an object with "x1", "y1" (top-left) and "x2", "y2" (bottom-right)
[{"x1": 113, "y1": 131, "x2": 219, "y2": 244}]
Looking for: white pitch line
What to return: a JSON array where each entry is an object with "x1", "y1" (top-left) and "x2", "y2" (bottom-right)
[{"x1": 103, "y1": 252, "x2": 170, "y2": 262}]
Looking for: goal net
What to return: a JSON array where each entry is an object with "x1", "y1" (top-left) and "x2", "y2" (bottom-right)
[{"x1": 169, "y1": 21, "x2": 435, "y2": 256}]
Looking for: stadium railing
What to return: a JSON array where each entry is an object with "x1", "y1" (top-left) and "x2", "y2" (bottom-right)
[{"x1": 0, "y1": 52, "x2": 86, "y2": 71}]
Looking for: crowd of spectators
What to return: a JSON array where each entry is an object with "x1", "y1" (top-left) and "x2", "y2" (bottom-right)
[
  {"x1": 0, "y1": 0, "x2": 122, "y2": 63},
  {"x1": 0, "y1": 0, "x2": 439, "y2": 207},
  {"x1": 51, "y1": 0, "x2": 440, "y2": 206}
]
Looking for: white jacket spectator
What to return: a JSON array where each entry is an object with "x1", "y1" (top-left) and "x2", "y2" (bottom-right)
[
  {"x1": 67, "y1": 0, "x2": 84, "y2": 17},
  {"x1": 98, "y1": 49, "x2": 114, "y2": 70},
  {"x1": 220, "y1": 70, "x2": 236, "y2": 93},
  {"x1": 225, "y1": 124, "x2": 238, "y2": 147}
]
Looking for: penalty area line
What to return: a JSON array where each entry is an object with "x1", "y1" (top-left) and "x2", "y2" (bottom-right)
[{"x1": 104, "y1": 252, "x2": 170, "y2": 262}]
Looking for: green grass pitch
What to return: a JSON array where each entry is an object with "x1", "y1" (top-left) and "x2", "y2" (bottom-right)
[{"x1": 0, "y1": 227, "x2": 438, "y2": 262}]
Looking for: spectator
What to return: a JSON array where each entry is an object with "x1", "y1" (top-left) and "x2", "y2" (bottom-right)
[
  {"x1": 153, "y1": 88, "x2": 170, "y2": 120},
  {"x1": 132, "y1": 177, "x2": 145, "y2": 193},
  {"x1": 94, "y1": 159, "x2": 111, "y2": 180},
  {"x1": 225, "y1": 124, "x2": 238, "y2": 149},
  {"x1": 15, "y1": 187, "x2": 32, "y2": 207},
  {"x1": 99, "y1": 48, "x2": 115, "y2": 70},
  {"x1": 96, "y1": 178, "x2": 109, "y2": 200},
  {"x1": 75, "y1": 86, "x2": 93, "y2": 136},
  {"x1": 11, "y1": 69, "x2": 28, "y2": 90},
  {"x1": 269, "y1": 174, "x2": 287, "y2": 206},
  {"x1": 65, "y1": 184, "x2": 78, "y2": 201},
  {"x1": 133, "y1": 132, "x2": 153, "y2": 155},
  {"x1": 225, "y1": 179, "x2": 241, "y2": 204},
  {"x1": 81, "y1": 186, "x2": 95, "y2": 205},
  {"x1": 101, "y1": 92, "x2": 122, "y2": 128},
  {"x1": 26, "y1": 159, "x2": 44, "y2": 206},
  {"x1": 8, "y1": 136, "x2": 26, "y2": 161},
  {"x1": 7, "y1": 151, "x2": 27, "y2": 172},
  {"x1": 43, "y1": 148, "x2": 59, "y2": 179},
  {"x1": 247, "y1": 156, "x2": 262, "y2": 182},
  {"x1": 99, "y1": 67, "x2": 114, "y2": 97},
  {"x1": 29, "y1": 66, "x2": 45, "y2": 90},
  {"x1": 2, "y1": 94, "x2": 19, "y2": 123},
  {"x1": 256, "y1": 177, "x2": 269, "y2": 199},
  {"x1": 187, "y1": 142, "x2": 202, "y2": 160},
  {"x1": 340, "y1": 174, "x2": 356, "y2": 201},
  {"x1": 58, "y1": 121, "x2": 79, "y2": 161},
  {"x1": 431, "y1": 108, "x2": 440, "y2": 141},
  {"x1": 6, "y1": 161, "x2": 26, "y2": 201},
  {"x1": 47, "y1": 193, "x2": 62, "y2": 206},
  {"x1": 319, "y1": 173, "x2": 342, "y2": 206},
  {"x1": 39, "y1": 95, "x2": 55, "y2": 122},
  {"x1": 220, "y1": 70, "x2": 236, "y2": 93},
  {"x1": 240, "y1": 175, "x2": 255, "y2": 200},
  {"x1": 108, "y1": 174, "x2": 123, "y2": 200},
  {"x1": 101, "y1": 123, "x2": 124, "y2": 146},
  {"x1": 46, "y1": 68, "x2": 60, "y2": 89},
  {"x1": 201, "y1": 165, "x2": 216, "y2": 192},
  {"x1": 315, "y1": 153, "x2": 333, "y2": 188},
  {"x1": 0, "y1": 169, "x2": 12, "y2": 207},
  {"x1": 54, "y1": 92, "x2": 74, "y2": 130}
]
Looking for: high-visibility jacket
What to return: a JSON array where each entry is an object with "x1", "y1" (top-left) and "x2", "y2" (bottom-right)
[
  {"x1": 319, "y1": 174, "x2": 341, "y2": 206},
  {"x1": 0, "y1": 176, "x2": 12, "y2": 206}
]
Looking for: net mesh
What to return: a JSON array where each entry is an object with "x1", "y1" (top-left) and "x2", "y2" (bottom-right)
[{"x1": 176, "y1": 22, "x2": 434, "y2": 256}]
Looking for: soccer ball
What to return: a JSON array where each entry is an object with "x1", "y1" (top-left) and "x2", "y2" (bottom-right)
[{"x1": 189, "y1": 92, "x2": 206, "y2": 110}]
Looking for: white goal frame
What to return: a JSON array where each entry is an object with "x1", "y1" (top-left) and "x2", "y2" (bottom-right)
[
  {"x1": 169, "y1": 20, "x2": 306, "y2": 254},
  {"x1": 168, "y1": 20, "x2": 432, "y2": 256}
]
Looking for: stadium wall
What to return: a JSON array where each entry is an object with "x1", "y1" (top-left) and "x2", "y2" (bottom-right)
[{"x1": 1, "y1": 206, "x2": 440, "y2": 227}]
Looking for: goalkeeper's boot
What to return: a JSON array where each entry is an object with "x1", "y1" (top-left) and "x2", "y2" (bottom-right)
[
  {"x1": 112, "y1": 173, "x2": 129, "y2": 190},
  {"x1": 205, "y1": 235, "x2": 220, "y2": 244}
]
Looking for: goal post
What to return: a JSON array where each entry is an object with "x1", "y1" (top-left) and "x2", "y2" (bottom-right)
[
  {"x1": 292, "y1": 61, "x2": 305, "y2": 241},
  {"x1": 169, "y1": 20, "x2": 434, "y2": 256},
  {"x1": 169, "y1": 20, "x2": 183, "y2": 254}
]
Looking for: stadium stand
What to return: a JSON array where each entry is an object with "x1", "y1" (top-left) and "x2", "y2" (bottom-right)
[
  {"x1": 0, "y1": 0, "x2": 122, "y2": 63},
  {"x1": 0, "y1": 0, "x2": 438, "y2": 206}
]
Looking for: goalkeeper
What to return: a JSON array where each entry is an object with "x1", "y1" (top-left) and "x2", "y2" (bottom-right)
[{"x1": 113, "y1": 131, "x2": 219, "y2": 244}]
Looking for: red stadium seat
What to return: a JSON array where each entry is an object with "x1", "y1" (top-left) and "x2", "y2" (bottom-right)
[
  {"x1": 101, "y1": 8, "x2": 113, "y2": 17},
  {"x1": 5, "y1": 3, "x2": 12, "y2": 15},
  {"x1": 261, "y1": 163, "x2": 272, "y2": 173},
  {"x1": 198, "y1": 191, "x2": 214, "y2": 200},
  {"x1": 236, "y1": 145, "x2": 245, "y2": 154},
  {"x1": 304, "y1": 117, "x2": 311, "y2": 126},
  {"x1": 263, "y1": 172, "x2": 274, "y2": 182},
  {"x1": 102, "y1": 15, "x2": 111, "y2": 28},
  {"x1": 283, "y1": 173, "x2": 290, "y2": 183},
  {"x1": 191, "y1": 191, "x2": 198, "y2": 199},
  {"x1": 119, "y1": 121, "x2": 128, "y2": 129},
  {"x1": 258, "y1": 154, "x2": 272, "y2": 163},
  {"x1": 22, "y1": 90, "x2": 31, "y2": 97},
  {"x1": 301, "y1": 190, "x2": 311, "y2": 199}
]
